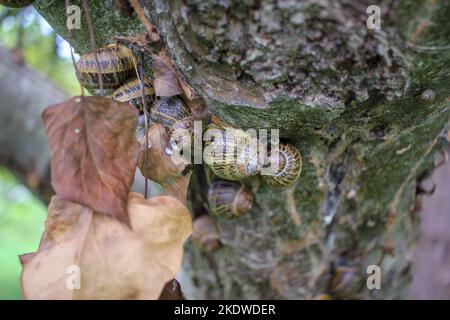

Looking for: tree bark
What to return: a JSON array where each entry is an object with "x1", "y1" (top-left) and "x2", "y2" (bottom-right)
[
  {"x1": 32, "y1": 0, "x2": 450, "y2": 299},
  {"x1": 0, "y1": 46, "x2": 67, "y2": 203}
]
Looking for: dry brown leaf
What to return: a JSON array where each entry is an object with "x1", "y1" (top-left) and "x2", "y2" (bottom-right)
[
  {"x1": 21, "y1": 192, "x2": 193, "y2": 300},
  {"x1": 152, "y1": 52, "x2": 183, "y2": 97},
  {"x1": 157, "y1": 50, "x2": 198, "y2": 100},
  {"x1": 138, "y1": 124, "x2": 192, "y2": 204},
  {"x1": 179, "y1": 78, "x2": 197, "y2": 100},
  {"x1": 159, "y1": 279, "x2": 185, "y2": 300},
  {"x1": 42, "y1": 96, "x2": 139, "y2": 225}
]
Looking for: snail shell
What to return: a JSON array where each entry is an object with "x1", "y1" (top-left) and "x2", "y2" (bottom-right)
[
  {"x1": 168, "y1": 116, "x2": 194, "y2": 149},
  {"x1": 76, "y1": 44, "x2": 137, "y2": 95},
  {"x1": 262, "y1": 143, "x2": 302, "y2": 189},
  {"x1": 113, "y1": 0, "x2": 133, "y2": 17},
  {"x1": 0, "y1": 0, "x2": 35, "y2": 7},
  {"x1": 208, "y1": 181, "x2": 253, "y2": 219},
  {"x1": 418, "y1": 89, "x2": 435, "y2": 103},
  {"x1": 112, "y1": 77, "x2": 155, "y2": 111},
  {"x1": 330, "y1": 265, "x2": 363, "y2": 299},
  {"x1": 204, "y1": 125, "x2": 263, "y2": 181},
  {"x1": 149, "y1": 96, "x2": 191, "y2": 128},
  {"x1": 192, "y1": 215, "x2": 221, "y2": 251}
]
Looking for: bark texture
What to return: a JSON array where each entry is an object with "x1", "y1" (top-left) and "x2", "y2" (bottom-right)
[{"x1": 34, "y1": 0, "x2": 450, "y2": 299}]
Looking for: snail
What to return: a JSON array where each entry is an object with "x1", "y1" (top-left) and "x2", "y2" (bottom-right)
[
  {"x1": 112, "y1": 77, "x2": 155, "y2": 111},
  {"x1": 208, "y1": 181, "x2": 253, "y2": 219},
  {"x1": 204, "y1": 124, "x2": 264, "y2": 181},
  {"x1": 113, "y1": 0, "x2": 133, "y2": 17},
  {"x1": 149, "y1": 96, "x2": 191, "y2": 128},
  {"x1": 262, "y1": 143, "x2": 302, "y2": 189},
  {"x1": 76, "y1": 44, "x2": 137, "y2": 95},
  {"x1": 168, "y1": 116, "x2": 194, "y2": 150},
  {"x1": 418, "y1": 89, "x2": 435, "y2": 103},
  {"x1": 329, "y1": 264, "x2": 363, "y2": 299},
  {"x1": 191, "y1": 215, "x2": 221, "y2": 252},
  {"x1": 0, "y1": 0, "x2": 35, "y2": 7}
]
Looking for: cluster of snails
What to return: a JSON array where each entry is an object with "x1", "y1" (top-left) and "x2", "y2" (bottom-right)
[
  {"x1": 76, "y1": 44, "x2": 193, "y2": 143},
  {"x1": 76, "y1": 44, "x2": 302, "y2": 222},
  {"x1": 0, "y1": 0, "x2": 35, "y2": 8},
  {"x1": 204, "y1": 123, "x2": 302, "y2": 219},
  {"x1": 204, "y1": 124, "x2": 302, "y2": 189}
]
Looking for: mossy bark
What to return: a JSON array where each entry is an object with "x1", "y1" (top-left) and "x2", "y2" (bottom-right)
[{"x1": 35, "y1": 0, "x2": 450, "y2": 299}]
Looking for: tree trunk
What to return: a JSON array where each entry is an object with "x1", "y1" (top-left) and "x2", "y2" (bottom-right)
[
  {"x1": 33, "y1": 0, "x2": 450, "y2": 299},
  {"x1": 0, "y1": 46, "x2": 67, "y2": 203}
]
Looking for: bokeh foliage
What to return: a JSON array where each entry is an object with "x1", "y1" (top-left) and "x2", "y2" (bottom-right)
[{"x1": 0, "y1": 6, "x2": 79, "y2": 299}]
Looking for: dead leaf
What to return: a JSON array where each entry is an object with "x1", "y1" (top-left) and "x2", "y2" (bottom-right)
[
  {"x1": 187, "y1": 98, "x2": 210, "y2": 121},
  {"x1": 152, "y1": 52, "x2": 183, "y2": 97},
  {"x1": 21, "y1": 192, "x2": 193, "y2": 300},
  {"x1": 157, "y1": 50, "x2": 198, "y2": 100},
  {"x1": 179, "y1": 79, "x2": 197, "y2": 100},
  {"x1": 192, "y1": 215, "x2": 221, "y2": 252},
  {"x1": 159, "y1": 279, "x2": 185, "y2": 300},
  {"x1": 138, "y1": 124, "x2": 192, "y2": 204},
  {"x1": 42, "y1": 96, "x2": 139, "y2": 224}
]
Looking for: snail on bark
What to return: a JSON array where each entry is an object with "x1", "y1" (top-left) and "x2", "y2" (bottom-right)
[
  {"x1": 329, "y1": 264, "x2": 364, "y2": 299},
  {"x1": 262, "y1": 143, "x2": 302, "y2": 189},
  {"x1": 168, "y1": 116, "x2": 194, "y2": 150},
  {"x1": 207, "y1": 181, "x2": 253, "y2": 219},
  {"x1": 149, "y1": 96, "x2": 191, "y2": 128},
  {"x1": 113, "y1": 0, "x2": 133, "y2": 17},
  {"x1": 418, "y1": 89, "x2": 435, "y2": 103},
  {"x1": 0, "y1": 0, "x2": 35, "y2": 7},
  {"x1": 76, "y1": 44, "x2": 137, "y2": 95},
  {"x1": 204, "y1": 124, "x2": 264, "y2": 181},
  {"x1": 112, "y1": 77, "x2": 155, "y2": 111}
]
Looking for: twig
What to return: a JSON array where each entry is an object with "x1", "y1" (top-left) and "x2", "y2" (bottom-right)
[
  {"x1": 82, "y1": 0, "x2": 104, "y2": 95},
  {"x1": 139, "y1": 50, "x2": 150, "y2": 199},
  {"x1": 128, "y1": 0, "x2": 160, "y2": 43},
  {"x1": 131, "y1": 49, "x2": 150, "y2": 199},
  {"x1": 65, "y1": 0, "x2": 84, "y2": 96}
]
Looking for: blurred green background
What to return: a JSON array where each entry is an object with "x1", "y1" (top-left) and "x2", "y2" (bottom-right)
[{"x1": 0, "y1": 5, "x2": 78, "y2": 299}]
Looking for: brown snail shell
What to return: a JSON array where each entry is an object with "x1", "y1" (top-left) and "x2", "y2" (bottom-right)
[
  {"x1": 192, "y1": 215, "x2": 221, "y2": 252},
  {"x1": 76, "y1": 44, "x2": 137, "y2": 95},
  {"x1": 113, "y1": 0, "x2": 133, "y2": 17},
  {"x1": 208, "y1": 181, "x2": 253, "y2": 219},
  {"x1": 330, "y1": 265, "x2": 364, "y2": 299},
  {"x1": 149, "y1": 96, "x2": 191, "y2": 129},
  {"x1": 112, "y1": 77, "x2": 155, "y2": 111},
  {"x1": 262, "y1": 143, "x2": 302, "y2": 189},
  {"x1": 0, "y1": 0, "x2": 35, "y2": 7},
  {"x1": 204, "y1": 125, "x2": 263, "y2": 181}
]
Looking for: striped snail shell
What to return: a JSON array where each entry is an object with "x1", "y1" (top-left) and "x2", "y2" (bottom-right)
[
  {"x1": 262, "y1": 143, "x2": 302, "y2": 189},
  {"x1": 168, "y1": 116, "x2": 194, "y2": 149},
  {"x1": 76, "y1": 44, "x2": 137, "y2": 95},
  {"x1": 204, "y1": 125, "x2": 263, "y2": 181},
  {"x1": 208, "y1": 181, "x2": 253, "y2": 219},
  {"x1": 112, "y1": 77, "x2": 155, "y2": 111},
  {"x1": 0, "y1": 0, "x2": 35, "y2": 7},
  {"x1": 149, "y1": 96, "x2": 191, "y2": 128}
]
